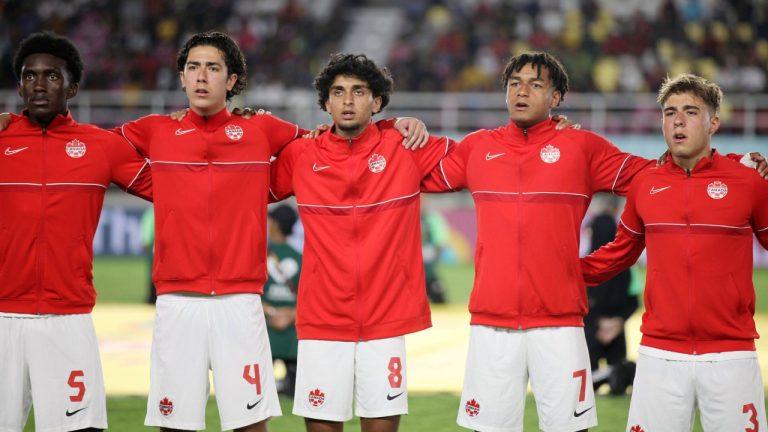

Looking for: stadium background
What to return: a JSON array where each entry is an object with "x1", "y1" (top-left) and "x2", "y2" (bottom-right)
[{"x1": 2, "y1": 0, "x2": 768, "y2": 430}]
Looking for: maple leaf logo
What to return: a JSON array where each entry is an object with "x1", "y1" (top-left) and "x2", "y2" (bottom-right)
[
  {"x1": 159, "y1": 397, "x2": 174, "y2": 416},
  {"x1": 465, "y1": 398, "x2": 481, "y2": 417},
  {"x1": 308, "y1": 388, "x2": 326, "y2": 407}
]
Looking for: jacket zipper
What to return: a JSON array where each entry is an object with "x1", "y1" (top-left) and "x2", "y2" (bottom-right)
[
  {"x1": 36, "y1": 126, "x2": 48, "y2": 314},
  {"x1": 684, "y1": 168, "x2": 695, "y2": 353},
  {"x1": 349, "y1": 137, "x2": 364, "y2": 339},
  {"x1": 207, "y1": 120, "x2": 216, "y2": 295},
  {"x1": 516, "y1": 128, "x2": 527, "y2": 329}
]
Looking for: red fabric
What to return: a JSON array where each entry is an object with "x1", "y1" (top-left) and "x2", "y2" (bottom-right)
[
  {"x1": 422, "y1": 118, "x2": 654, "y2": 329},
  {"x1": 270, "y1": 122, "x2": 454, "y2": 341},
  {"x1": 119, "y1": 108, "x2": 302, "y2": 296},
  {"x1": 582, "y1": 151, "x2": 768, "y2": 354},
  {"x1": 0, "y1": 112, "x2": 151, "y2": 314}
]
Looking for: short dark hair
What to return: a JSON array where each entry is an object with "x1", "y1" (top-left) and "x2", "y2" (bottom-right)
[
  {"x1": 657, "y1": 73, "x2": 723, "y2": 114},
  {"x1": 314, "y1": 53, "x2": 393, "y2": 113},
  {"x1": 13, "y1": 32, "x2": 83, "y2": 84},
  {"x1": 501, "y1": 51, "x2": 569, "y2": 104},
  {"x1": 177, "y1": 31, "x2": 247, "y2": 100},
  {"x1": 268, "y1": 205, "x2": 298, "y2": 237}
]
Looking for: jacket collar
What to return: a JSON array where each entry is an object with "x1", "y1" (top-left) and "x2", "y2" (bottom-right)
[
  {"x1": 21, "y1": 109, "x2": 76, "y2": 129},
  {"x1": 503, "y1": 117, "x2": 558, "y2": 145},
  {"x1": 320, "y1": 120, "x2": 381, "y2": 154},
  {"x1": 186, "y1": 107, "x2": 232, "y2": 131},
  {"x1": 664, "y1": 149, "x2": 720, "y2": 174}
]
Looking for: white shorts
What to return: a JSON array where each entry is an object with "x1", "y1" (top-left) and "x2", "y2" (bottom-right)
[
  {"x1": 145, "y1": 293, "x2": 281, "y2": 431},
  {"x1": 292, "y1": 337, "x2": 408, "y2": 421},
  {"x1": 458, "y1": 325, "x2": 597, "y2": 432},
  {"x1": 627, "y1": 348, "x2": 766, "y2": 432},
  {"x1": 0, "y1": 314, "x2": 107, "y2": 432}
]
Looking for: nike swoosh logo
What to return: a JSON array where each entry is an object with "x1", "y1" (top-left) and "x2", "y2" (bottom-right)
[
  {"x1": 386, "y1": 392, "x2": 405, "y2": 401},
  {"x1": 650, "y1": 186, "x2": 671, "y2": 195},
  {"x1": 574, "y1": 406, "x2": 593, "y2": 417},
  {"x1": 246, "y1": 399, "x2": 262, "y2": 410},
  {"x1": 65, "y1": 407, "x2": 87, "y2": 417},
  {"x1": 175, "y1": 128, "x2": 196, "y2": 136},
  {"x1": 5, "y1": 146, "x2": 29, "y2": 155},
  {"x1": 485, "y1": 152, "x2": 505, "y2": 161},
  {"x1": 312, "y1": 163, "x2": 331, "y2": 172}
]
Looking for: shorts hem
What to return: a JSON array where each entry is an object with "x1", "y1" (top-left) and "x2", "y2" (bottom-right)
[
  {"x1": 355, "y1": 408, "x2": 408, "y2": 418},
  {"x1": 292, "y1": 409, "x2": 352, "y2": 422},
  {"x1": 144, "y1": 419, "x2": 205, "y2": 430},
  {"x1": 220, "y1": 410, "x2": 282, "y2": 430},
  {"x1": 539, "y1": 419, "x2": 598, "y2": 432},
  {"x1": 33, "y1": 420, "x2": 108, "y2": 432},
  {"x1": 456, "y1": 419, "x2": 521, "y2": 432}
]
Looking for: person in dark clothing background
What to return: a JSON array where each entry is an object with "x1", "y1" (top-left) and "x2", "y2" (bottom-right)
[{"x1": 584, "y1": 195, "x2": 638, "y2": 395}]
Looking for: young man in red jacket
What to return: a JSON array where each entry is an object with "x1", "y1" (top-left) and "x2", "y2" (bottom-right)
[
  {"x1": 421, "y1": 52, "x2": 766, "y2": 432},
  {"x1": 0, "y1": 32, "x2": 152, "y2": 432},
  {"x1": 269, "y1": 54, "x2": 454, "y2": 432},
  {"x1": 581, "y1": 74, "x2": 768, "y2": 432}
]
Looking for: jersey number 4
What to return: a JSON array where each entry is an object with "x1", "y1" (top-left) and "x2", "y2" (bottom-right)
[{"x1": 243, "y1": 364, "x2": 262, "y2": 395}]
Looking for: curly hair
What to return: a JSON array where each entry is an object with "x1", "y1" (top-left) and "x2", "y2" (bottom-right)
[
  {"x1": 177, "y1": 31, "x2": 247, "y2": 100},
  {"x1": 314, "y1": 53, "x2": 393, "y2": 113},
  {"x1": 657, "y1": 73, "x2": 723, "y2": 114},
  {"x1": 501, "y1": 51, "x2": 569, "y2": 105},
  {"x1": 13, "y1": 32, "x2": 83, "y2": 84}
]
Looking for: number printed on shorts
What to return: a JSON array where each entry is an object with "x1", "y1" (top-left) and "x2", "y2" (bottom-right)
[
  {"x1": 572, "y1": 369, "x2": 587, "y2": 402},
  {"x1": 243, "y1": 364, "x2": 262, "y2": 395},
  {"x1": 68, "y1": 370, "x2": 86, "y2": 402},
  {"x1": 743, "y1": 403, "x2": 759, "y2": 432},
  {"x1": 387, "y1": 357, "x2": 403, "y2": 389}
]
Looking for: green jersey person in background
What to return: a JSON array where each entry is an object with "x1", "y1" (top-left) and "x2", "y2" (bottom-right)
[{"x1": 263, "y1": 204, "x2": 302, "y2": 397}]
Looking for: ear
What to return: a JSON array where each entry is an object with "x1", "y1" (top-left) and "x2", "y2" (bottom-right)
[
  {"x1": 179, "y1": 71, "x2": 186, "y2": 90},
  {"x1": 371, "y1": 96, "x2": 382, "y2": 114},
  {"x1": 17, "y1": 81, "x2": 22, "y2": 99},
  {"x1": 324, "y1": 98, "x2": 331, "y2": 113},
  {"x1": 66, "y1": 83, "x2": 79, "y2": 100},
  {"x1": 550, "y1": 90, "x2": 562, "y2": 108},
  {"x1": 226, "y1": 73, "x2": 237, "y2": 92},
  {"x1": 708, "y1": 114, "x2": 720, "y2": 135}
]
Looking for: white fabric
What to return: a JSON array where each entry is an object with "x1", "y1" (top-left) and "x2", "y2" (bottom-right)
[
  {"x1": 145, "y1": 293, "x2": 281, "y2": 430},
  {"x1": 457, "y1": 325, "x2": 597, "y2": 432},
  {"x1": 0, "y1": 314, "x2": 107, "y2": 432},
  {"x1": 293, "y1": 337, "x2": 408, "y2": 421}
]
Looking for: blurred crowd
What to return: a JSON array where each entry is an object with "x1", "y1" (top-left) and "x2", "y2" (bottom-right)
[{"x1": 1, "y1": 0, "x2": 766, "y2": 94}]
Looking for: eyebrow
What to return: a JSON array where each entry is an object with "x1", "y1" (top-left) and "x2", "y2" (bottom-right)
[
  {"x1": 508, "y1": 75, "x2": 545, "y2": 82},
  {"x1": 186, "y1": 60, "x2": 223, "y2": 67},
  {"x1": 663, "y1": 104, "x2": 701, "y2": 112},
  {"x1": 331, "y1": 84, "x2": 370, "y2": 89}
]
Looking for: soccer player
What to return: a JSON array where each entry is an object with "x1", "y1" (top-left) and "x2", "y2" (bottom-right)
[
  {"x1": 0, "y1": 32, "x2": 152, "y2": 432},
  {"x1": 269, "y1": 53, "x2": 455, "y2": 432},
  {"x1": 581, "y1": 74, "x2": 768, "y2": 432},
  {"x1": 420, "y1": 51, "x2": 766, "y2": 432}
]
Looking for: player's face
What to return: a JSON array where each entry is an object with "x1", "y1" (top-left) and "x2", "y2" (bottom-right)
[
  {"x1": 324, "y1": 74, "x2": 382, "y2": 139},
  {"x1": 17, "y1": 53, "x2": 77, "y2": 126},
  {"x1": 505, "y1": 63, "x2": 561, "y2": 129},
  {"x1": 179, "y1": 45, "x2": 237, "y2": 116},
  {"x1": 662, "y1": 92, "x2": 719, "y2": 167}
]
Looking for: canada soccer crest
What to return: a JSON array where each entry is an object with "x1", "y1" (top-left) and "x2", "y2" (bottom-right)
[
  {"x1": 707, "y1": 181, "x2": 728, "y2": 199},
  {"x1": 65, "y1": 139, "x2": 86, "y2": 158},
  {"x1": 308, "y1": 388, "x2": 326, "y2": 407},
  {"x1": 540, "y1": 144, "x2": 560, "y2": 163},
  {"x1": 464, "y1": 398, "x2": 481, "y2": 417},
  {"x1": 159, "y1": 397, "x2": 174, "y2": 416},
  {"x1": 224, "y1": 124, "x2": 244, "y2": 141},
  {"x1": 368, "y1": 153, "x2": 387, "y2": 173},
  {"x1": 630, "y1": 425, "x2": 645, "y2": 432}
]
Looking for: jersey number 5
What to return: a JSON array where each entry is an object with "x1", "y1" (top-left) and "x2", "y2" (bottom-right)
[{"x1": 68, "y1": 370, "x2": 86, "y2": 402}]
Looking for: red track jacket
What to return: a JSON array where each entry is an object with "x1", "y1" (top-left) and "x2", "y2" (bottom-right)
[
  {"x1": 582, "y1": 151, "x2": 768, "y2": 354},
  {"x1": 270, "y1": 122, "x2": 454, "y2": 341},
  {"x1": 0, "y1": 112, "x2": 152, "y2": 314},
  {"x1": 119, "y1": 108, "x2": 303, "y2": 295},
  {"x1": 422, "y1": 119, "x2": 655, "y2": 329}
]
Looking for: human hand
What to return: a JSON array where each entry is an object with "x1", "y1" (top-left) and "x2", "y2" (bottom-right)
[
  {"x1": 169, "y1": 108, "x2": 189, "y2": 121},
  {"x1": 552, "y1": 114, "x2": 580, "y2": 131},
  {"x1": 0, "y1": 112, "x2": 10, "y2": 131},
  {"x1": 232, "y1": 107, "x2": 271, "y2": 119},
  {"x1": 395, "y1": 117, "x2": 429, "y2": 150}
]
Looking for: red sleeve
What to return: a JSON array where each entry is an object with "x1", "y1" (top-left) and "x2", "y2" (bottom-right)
[
  {"x1": 409, "y1": 135, "x2": 456, "y2": 177},
  {"x1": 115, "y1": 115, "x2": 158, "y2": 159},
  {"x1": 101, "y1": 132, "x2": 152, "y2": 201},
  {"x1": 269, "y1": 139, "x2": 303, "y2": 203},
  {"x1": 752, "y1": 174, "x2": 768, "y2": 250},
  {"x1": 254, "y1": 114, "x2": 305, "y2": 156},
  {"x1": 584, "y1": 131, "x2": 654, "y2": 196},
  {"x1": 421, "y1": 134, "x2": 472, "y2": 192},
  {"x1": 581, "y1": 188, "x2": 645, "y2": 285}
]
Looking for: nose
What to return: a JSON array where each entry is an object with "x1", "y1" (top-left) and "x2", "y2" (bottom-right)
[
  {"x1": 342, "y1": 91, "x2": 354, "y2": 105},
  {"x1": 197, "y1": 68, "x2": 208, "y2": 82},
  {"x1": 32, "y1": 75, "x2": 46, "y2": 92},
  {"x1": 673, "y1": 112, "x2": 684, "y2": 126}
]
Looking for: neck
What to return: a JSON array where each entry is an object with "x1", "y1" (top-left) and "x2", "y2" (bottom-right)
[
  {"x1": 334, "y1": 124, "x2": 368, "y2": 140},
  {"x1": 189, "y1": 103, "x2": 226, "y2": 117},
  {"x1": 512, "y1": 117, "x2": 548, "y2": 129},
  {"x1": 672, "y1": 148, "x2": 711, "y2": 172},
  {"x1": 27, "y1": 111, "x2": 63, "y2": 128}
]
